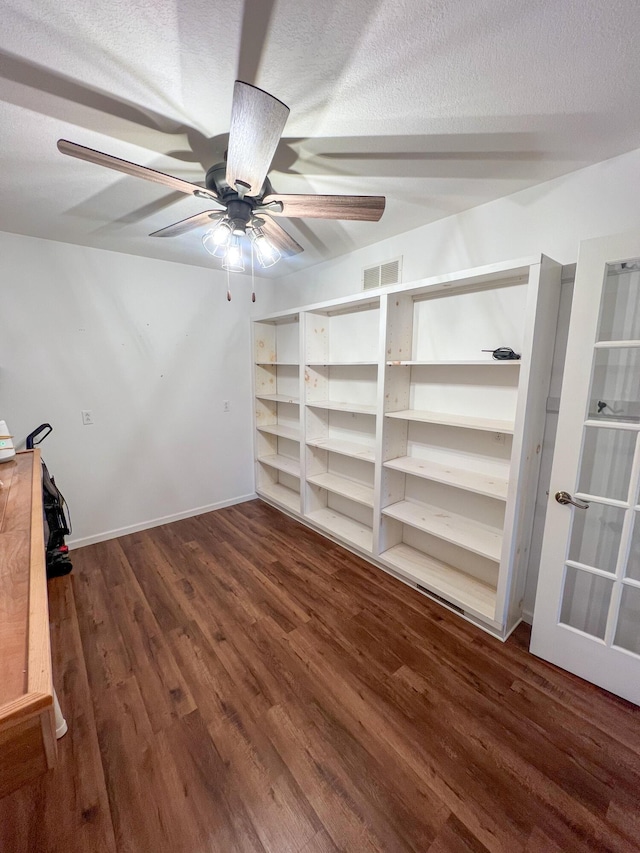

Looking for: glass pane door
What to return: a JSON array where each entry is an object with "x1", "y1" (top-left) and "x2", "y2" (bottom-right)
[
  {"x1": 559, "y1": 258, "x2": 640, "y2": 654},
  {"x1": 532, "y1": 233, "x2": 640, "y2": 705}
]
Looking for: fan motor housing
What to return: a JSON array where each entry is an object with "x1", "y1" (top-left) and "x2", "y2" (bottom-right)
[{"x1": 205, "y1": 162, "x2": 273, "y2": 204}]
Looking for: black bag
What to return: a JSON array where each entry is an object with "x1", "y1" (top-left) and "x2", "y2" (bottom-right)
[{"x1": 26, "y1": 424, "x2": 73, "y2": 579}]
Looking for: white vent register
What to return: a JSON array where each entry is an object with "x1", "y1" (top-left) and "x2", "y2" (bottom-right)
[{"x1": 362, "y1": 257, "x2": 402, "y2": 290}]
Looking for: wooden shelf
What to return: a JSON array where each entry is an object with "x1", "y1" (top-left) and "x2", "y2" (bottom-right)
[
  {"x1": 306, "y1": 508, "x2": 373, "y2": 551},
  {"x1": 382, "y1": 499, "x2": 503, "y2": 562},
  {"x1": 255, "y1": 361, "x2": 300, "y2": 366},
  {"x1": 256, "y1": 393, "x2": 300, "y2": 405},
  {"x1": 257, "y1": 455, "x2": 300, "y2": 477},
  {"x1": 306, "y1": 437, "x2": 375, "y2": 463},
  {"x1": 307, "y1": 472, "x2": 374, "y2": 507},
  {"x1": 257, "y1": 424, "x2": 300, "y2": 441},
  {"x1": 385, "y1": 409, "x2": 514, "y2": 434},
  {"x1": 307, "y1": 362, "x2": 378, "y2": 367},
  {"x1": 307, "y1": 400, "x2": 377, "y2": 416},
  {"x1": 386, "y1": 360, "x2": 520, "y2": 367},
  {"x1": 384, "y1": 455, "x2": 508, "y2": 501},
  {"x1": 258, "y1": 482, "x2": 300, "y2": 513},
  {"x1": 381, "y1": 543, "x2": 496, "y2": 621}
]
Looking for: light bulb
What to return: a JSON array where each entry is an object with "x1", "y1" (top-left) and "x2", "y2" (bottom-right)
[
  {"x1": 202, "y1": 221, "x2": 232, "y2": 257},
  {"x1": 222, "y1": 236, "x2": 245, "y2": 272},
  {"x1": 212, "y1": 221, "x2": 232, "y2": 245},
  {"x1": 251, "y1": 228, "x2": 281, "y2": 268}
]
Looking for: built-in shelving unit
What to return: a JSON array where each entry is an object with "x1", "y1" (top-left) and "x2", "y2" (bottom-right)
[
  {"x1": 253, "y1": 256, "x2": 562, "y2": 638},
  {"x1": 254, "y1": 315, "x2": 302, "y2": 514}
]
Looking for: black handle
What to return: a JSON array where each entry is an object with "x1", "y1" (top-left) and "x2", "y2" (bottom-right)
[{"x1": 25, "y1": 423, "x2": 53, "y2": 450}]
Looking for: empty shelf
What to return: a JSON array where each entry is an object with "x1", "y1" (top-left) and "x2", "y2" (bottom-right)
[
  {"x1": 306, "y1": 508, "x2": 373, "y2": 551},
  {"x1": 384, "y1": 456, "x2": 508, "y2": 501},
  {"x1": 306, "y1": 436, "x2": 375, "y2": 463},
  {"x1": 306, "y1": 361, "x2": 378, "y2": 366},
  {"x1": 382, "y1": 499, "x2": 502, "y2": 562},
  {"x1": 255, "y1": 361, "x2": 299, "y2": 366},
  {"x1": 307, "y1": 400, "x2": 377, "y2": 415},
  {"x1": 257, "y1": 423, "x2": 300, "y2": 441},
  {"x1": 385, "y1": 410, "x2": 514, "y2": 434},
  {"x1": 381, "y1": 543, "x2": 496, "y2": 621},
  {"x1": 307, "y1": 472, "x2": 374, "y2": 507},
  {"x1": 256, "y1": 393, "x2": 300, "y2": 404},
  {"x1": 258, "y1": 482, "x2": 300, "y2": 512},
  {"x1": 257, "y1": 455, "x2": 300, "y2": 477},
  {"x1": 386, "y1": 360, "x2": 520, "y2": 367}
]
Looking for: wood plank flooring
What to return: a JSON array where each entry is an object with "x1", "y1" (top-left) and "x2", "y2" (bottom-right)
[{"x1": 1, "y1": 499, "x2": 639, "y2": 852}]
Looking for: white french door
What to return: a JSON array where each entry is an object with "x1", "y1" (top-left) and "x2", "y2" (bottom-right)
[{"x1": 531, "y1": 230, "x2": 640, "y2": 705}]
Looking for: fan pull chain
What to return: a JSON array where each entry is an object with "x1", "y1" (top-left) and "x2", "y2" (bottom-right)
[
  {"x1": 251, "y1": 243, "x2": 256, "y2": 303},
  {"x1": 226, "y1": 266, "x2": 231, "y2": 302}
]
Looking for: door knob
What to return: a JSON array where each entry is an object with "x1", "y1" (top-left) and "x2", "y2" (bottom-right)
[{"x1": 555, "y1": 490, "x2": 589, "y2": 509}]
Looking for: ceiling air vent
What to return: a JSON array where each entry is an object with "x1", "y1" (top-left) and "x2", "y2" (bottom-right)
[{"x1": 362, "y1": 257, "x2": 402, "y2": 290}]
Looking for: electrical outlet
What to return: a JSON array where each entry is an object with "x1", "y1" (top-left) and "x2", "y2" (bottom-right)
[
  {"x1": 493, "y1": 432, "x2": 505, "y2": 445},
  {"x1": 81, "y1": 410, "x2": 94, "y2": 425},
  {"x1": 223, "y1": 400, "x2": 231, "y2": 413}
]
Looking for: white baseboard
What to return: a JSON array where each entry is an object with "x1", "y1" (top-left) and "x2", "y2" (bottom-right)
[
  {"x1": 522, "y1": 608, "x2": 534, "y2": 625},
  {"x1": 67, "y1": 492, "x2": 258, "y2": 550}
]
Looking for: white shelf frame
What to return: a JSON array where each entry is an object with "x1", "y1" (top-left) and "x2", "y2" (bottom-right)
[{"x1": 252, "y1": 255, "x2": 562, "y2": 639}]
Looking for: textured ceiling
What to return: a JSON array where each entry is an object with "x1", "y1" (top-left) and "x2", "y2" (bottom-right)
[{"x1": 1, "y1": 0, "x2": 639, "y2": 277}]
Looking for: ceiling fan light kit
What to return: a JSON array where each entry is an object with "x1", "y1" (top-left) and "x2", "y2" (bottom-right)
[{"x1": 57, "y1": 80, "x2": 386, "y2": 286}]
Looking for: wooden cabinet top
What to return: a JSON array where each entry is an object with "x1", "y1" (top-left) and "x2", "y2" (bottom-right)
[{"x1": 0, "y1": 450, "x2": 53, "y2": 725}]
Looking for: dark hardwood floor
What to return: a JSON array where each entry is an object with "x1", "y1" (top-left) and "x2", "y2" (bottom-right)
[{"x1": 1, "y1": 499, "x2": 639, "y2": 852}]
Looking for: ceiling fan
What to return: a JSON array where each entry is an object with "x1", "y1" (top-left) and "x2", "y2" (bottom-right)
[{"x1": 57, "y1": 80, "x2": 386, "y2": 275}]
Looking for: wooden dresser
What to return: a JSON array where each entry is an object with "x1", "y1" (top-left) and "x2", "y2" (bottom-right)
[{"x1": 0, "y1": 450, "x2": 57, "y2": 798}]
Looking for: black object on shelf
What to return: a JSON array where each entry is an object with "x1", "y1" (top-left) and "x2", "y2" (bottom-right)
[
  {"x1": 481, "y1": 347, "x2": 521, "y2": 360},
  {"x1": 25, "y1": 423, "x2": 73, "y2": 579}
]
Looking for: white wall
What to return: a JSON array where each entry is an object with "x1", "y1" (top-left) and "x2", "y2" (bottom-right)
[
  {"x1": 264, "y1": 147, "x2": 640, "y2": 310},
  {"x1": 0, "y1": 232, "x2": 257, "y2": 546},
  {"x1": 259, "y1": 146, "x2": 640, "y2": 620}
]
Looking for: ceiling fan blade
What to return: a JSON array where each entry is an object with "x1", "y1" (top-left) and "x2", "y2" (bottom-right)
[
  {"x1": 261, "y1": 193, "x2": 385, "y2": 221},
  {"x1": 260, "y1": 217, "x2": 304, "y2": 257},
  {"x1": 57, "y1": 139, "x2": 220, "y2": 202},
  {"x1": 225, "y1": 82, "x2": 289, "y2": 197},
  {"x1": 149, "y1": 211, "x2": 224, "y2": 238}
]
